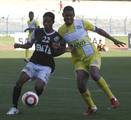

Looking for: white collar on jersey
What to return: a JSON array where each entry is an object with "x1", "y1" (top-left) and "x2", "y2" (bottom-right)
[{"x1": 43, "y1": 28, "x2": 55, "y2": 36}]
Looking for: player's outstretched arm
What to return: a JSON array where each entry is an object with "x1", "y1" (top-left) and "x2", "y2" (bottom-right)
[
  {"x1": 14, "y1": 42, "x2": 33, "y2": 49},
  {"x1": 24, "y1": 28, "x2": 35, "y2": 32},
  {"x1": 24, "y1": 28, "x2": 29, "y2": 32},
  {"x1": 95, "y1": 27, "x2": 126, "y2": 47}
]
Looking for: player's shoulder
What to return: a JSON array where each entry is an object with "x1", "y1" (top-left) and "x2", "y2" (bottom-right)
[
  {"x1": 58, "y1": 24, "x2": 65, "y2": 31},
  {"x1": 34, "y1": 28, "x2": 44, "y2": 36},
  {"x1": 54, "y1": 30, "x2": 61, "y2": 35},
  {"x1": 58, "y1": 24, "x2": 67, "y2": 37},
  {"x1": 34, "y1": 19, "x2": 40, "y2": 24},
  {"x1": 27, "y1": 20, "x2": 30, "y2": 23},
  {"x1": 51, "y1": 30, "x2": 62, "y2": 40},
  {"x1": 79, "y1": 19, "x2": 94, "y2": 31},
  {"x1": 75, "y1": 19, "x2": 91, "y2": 26}
]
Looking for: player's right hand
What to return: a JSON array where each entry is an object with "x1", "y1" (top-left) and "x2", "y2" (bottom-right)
[
  {"x1": 113, "y1": 40, "x2": 126, "y2": 47},
  {"x1": 14, "y1": 43, "x2": 21, "y2": 48},
  {"x1": 66, "y1": 45, "x2": 76, "y2": 53}
]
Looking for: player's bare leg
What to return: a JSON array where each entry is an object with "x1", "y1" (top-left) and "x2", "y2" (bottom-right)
[
  {"x1": 76, "y1": 70, "x2": 97, "y2": 116},
  {"x1": 90, "y1": 66, "x2": 120, "y2": 109},
  {"x1": 34, "y1": 79, "x2": 45, "y2": 96},
  {"x1": 6, "y1": 72, "x2": 30, "y2": 115}
]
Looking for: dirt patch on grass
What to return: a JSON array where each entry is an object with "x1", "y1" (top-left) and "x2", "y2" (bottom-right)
[
  {"x1": 107, "y1": 44, "x2": 128, "y2": 51},
  {"x1": 0, "y1": 45, "x2": 14, "y2": 51},
  {"x1": 0, "y1": 44, "x2": 128, "y2": 51}
]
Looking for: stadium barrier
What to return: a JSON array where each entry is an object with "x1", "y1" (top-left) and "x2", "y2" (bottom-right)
[{"x1": 128, "y1": 33, "x2": 131, "y2": 50}]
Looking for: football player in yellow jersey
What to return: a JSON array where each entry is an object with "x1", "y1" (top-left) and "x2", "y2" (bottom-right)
[
  {"x1": 24, "y1": 11, "x2": 40, "y2": 62},
  {"x1": 58, "y1": 6, "x2": 126, "y2": 116}
]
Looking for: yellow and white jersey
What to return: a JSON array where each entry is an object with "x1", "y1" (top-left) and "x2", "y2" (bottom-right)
[
  {"x1": 27, "y1": 19, "x2": 39, "y2": 29},
  {"x1": 27, "y1": 19, "x2": 40, "y2": 39},
  {"x1": 58, "y1": 19, "x2": 98, "y2": 62}
]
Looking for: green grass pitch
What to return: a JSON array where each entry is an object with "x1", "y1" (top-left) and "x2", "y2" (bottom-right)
[{"x1": 0, "y1": 36, "x2": 131, "y2": 120}]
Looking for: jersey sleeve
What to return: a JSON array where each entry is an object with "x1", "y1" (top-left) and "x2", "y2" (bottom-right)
[{"x1": 83, "y1": 20, "x2": 95, "y2": 32}]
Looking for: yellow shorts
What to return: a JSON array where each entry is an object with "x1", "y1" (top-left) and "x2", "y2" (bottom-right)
[{"x1": 73, "y1": 53, "x2": 101, "y2": 72}]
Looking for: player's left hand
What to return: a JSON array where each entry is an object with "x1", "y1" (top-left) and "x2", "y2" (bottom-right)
[{"x1": 113, "y1": 40, "x2": 126, "y2": 47}]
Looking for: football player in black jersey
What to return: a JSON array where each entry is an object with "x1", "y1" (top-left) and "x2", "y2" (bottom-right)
[{"x1": 7, "y1": 12, "x2": 66, "y2": 115}]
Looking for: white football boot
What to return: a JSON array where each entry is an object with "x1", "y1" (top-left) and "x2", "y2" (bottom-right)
[{"x1": 6, "y1": 107, "x2": 19, "y2": 115}]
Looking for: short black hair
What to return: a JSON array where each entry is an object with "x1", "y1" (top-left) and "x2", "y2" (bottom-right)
[
  {"x1": 63, "y1": 6, "x2": 75, "y2": 14},
  {"x1": 29, "y1": 11, "x2": 34, "y2": 15},
  {"x1": 43, "y1": 12, "x2": 55, "y2": 22}
]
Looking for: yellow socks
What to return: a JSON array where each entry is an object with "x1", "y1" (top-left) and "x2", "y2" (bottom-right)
[
  {"x1": 81, "y1": 77, "x2": 114, "y2": 109},
  {"x1": 82, "y1": 90, "x2": 96, "y2": 108},
  {"x1": 25, "y1": 49, "x2": 29, "y2": 60},
  {"x1": 97, "y1": 77, "x2": 114, "y2": 99}
]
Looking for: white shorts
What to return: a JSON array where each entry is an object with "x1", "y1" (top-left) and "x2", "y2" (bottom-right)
[{"x1": 22, "y1": 62, "x2": 52, "y2": 85}]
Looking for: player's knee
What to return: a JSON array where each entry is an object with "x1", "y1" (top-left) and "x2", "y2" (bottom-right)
[
  {"x1": 77, "y1": 84, "x2": 86, "y2": 94},
  {"x1": 35, "y1": 87, "x2": 43, "y2": 96},
  {"x1": 90, "y1": 72, "x2": 100, "y2": 81},
  {"x1": 76, "y1": 78, "x2": 87, "y2": 93},
  {"x1": 90, "y1": 70, "x2": 100, "y2": 81},
  {"x1": 35, "y1": 85, "x2": 44, "y2": 96},
  {"x1": 13, "y1": 85, "x2": 22, "y2": 93},
  {"x1": 78, "y1": 87, "x2": 86, "y2": 94},
  {"x1": 15, "y1": 81, "x2": 24, "y2": 88},
  {"x1": 35, "y1": 80, "x2": 45, "y2": 96},
  {"x1": 90, "y1": 66, "x2": 101, "y2": 81}
]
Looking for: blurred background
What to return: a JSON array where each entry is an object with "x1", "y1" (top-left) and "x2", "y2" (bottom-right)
[{"x1": 0, "y1": 0, "x2": 131, "y2": 35}]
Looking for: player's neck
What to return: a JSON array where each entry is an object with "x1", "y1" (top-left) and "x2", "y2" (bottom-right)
[
  {"x1": 30, "y1": 18, "x2": 34, "y2": 21},
  {"x1": 44, "y1": 28, "x2": 54, "y2": 33}
]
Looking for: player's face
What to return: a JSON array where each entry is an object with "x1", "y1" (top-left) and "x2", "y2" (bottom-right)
[
  {"x1": 62, "y1": 10, "x2": 75, "y2": 26},
  {"x1": 43, "y1": 16, "x2": 54, "y2": 31},
  {"x1": 29, "y1": 13, "x2": 34, "y2": 20}
]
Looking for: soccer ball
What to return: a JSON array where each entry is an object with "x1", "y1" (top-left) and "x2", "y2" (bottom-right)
[{"x1": 22, "y1": 91, "x2": 39, "y2": 107}]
